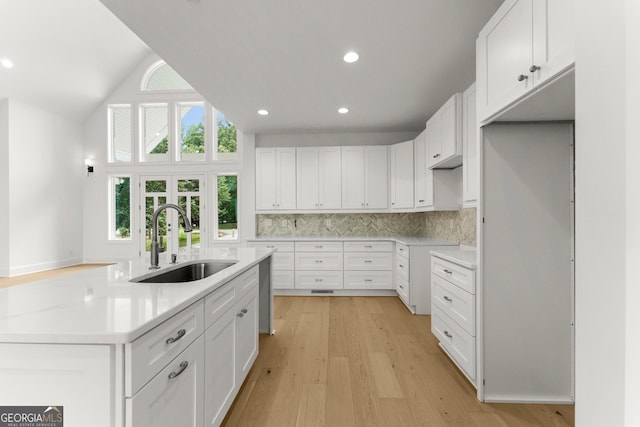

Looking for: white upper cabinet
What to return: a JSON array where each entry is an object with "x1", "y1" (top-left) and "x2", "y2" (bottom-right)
[
  {"x1": 255, "y1": 147, "x2": 296, "y2": 210},
  {"x1": 390, "y1": 140, "x2": 414, "y2": 210},
  {"x1": 341, "y1": 146, "x2": 388, "y2": 210},
  {"x1": 476, "y1": 0, "x2": 575, "y2": 123},
  {"x1": 414, "y1": 129, "x2": 428, "y2": 208},
  {"x1": 296, "y1": 147, "x2": 341, "y2": 210},
  {"x1": 427, "y1": 93, "x2": 463, "y2": 169},
  {"x1": 462, "y1": 83, "x2": 478, "y2": 207}
]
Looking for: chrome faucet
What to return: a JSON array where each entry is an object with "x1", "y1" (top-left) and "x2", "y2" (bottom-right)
[{"x1": 150, "y1": 204, "x2": 192, "y2": 269}]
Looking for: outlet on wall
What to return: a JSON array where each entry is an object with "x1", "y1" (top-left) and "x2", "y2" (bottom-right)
[
  {"x1": 281, "y1": 219, "x2": 288, "y2": 227},
  {"x1": 325, "y1": 219, "x2": 332, "y2": 227}
]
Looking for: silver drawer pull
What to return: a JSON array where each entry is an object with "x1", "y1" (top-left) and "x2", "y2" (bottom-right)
[
  {"x1": 314, "y1": 260, "x2": 323, "y2": 263},
  {"x1": 399, "y1": 264, "x2": 404, "y2": 268},
  {"x1": 266, "y1": 245, "x2": 275, "y2": 248},
  {"x1": 399, "y1": 284, "x2": 404, "y2": 289},
  {"x1": 165, "y1": 328, "x2": 186, "y2": 345},
  {"x1": 315, "y1": 245, "x2": 323, "y2": 249},
  {"x1": 444, "y1": 296, "x2": 453, "y2": 302},
  {"x1": 241, "y1": 308, "x2": 248, "y2": 314},
  {"x1": 237, "y1": 311, "x2": 245, "y2": 318},
  {"x1": 315, "y1": 278, "x2": 324, "y2": 282},
  {"x1": 443, "y1": 269, "x2": 452, "y2": 274},
  {"x1": 364, "y1": 245, "x2": 373, "y2": 248},
  {"x1": 418, "y1": 199, "x2": 425, "y2": 203},
  {"x1": 168, "y1": 361, "x2": 189, "y2": 379},
  {"x1": 364, "y1": 279, "x2": 373, "y2": 282},
  {"x1": 444, "y1": 331, "x2": 453, "y2": 339},
  {"x1": 364, "y1": 260, "x2": 372, "y2": 263}
]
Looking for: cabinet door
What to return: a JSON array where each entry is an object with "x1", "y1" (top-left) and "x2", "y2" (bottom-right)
[
  {"x1": 235, "y1": 288, "x2": 259, "y2": 384},
  {"x1": 414, "y1": 130, "x2": 427, "y2": 208},
  {"x1": 477, "y1": 0, "x2": 534, "y2": 119},
  {"x1": 426, "y1": 111, "x2": 442, "y2": 169},
  {"x1": 255, "y1": 148, "x2": 278, "y2": 210},
  {"x1": 318, "y1": 147, "x2": 342, "y2": 209},
  {"x1": 532, "y1": 0, "x2": 575, "y2": 85},
  {"x1": 365, "y1": 146, "x2": 388, "y2": 209},
  {"x1": 439, "y1": 94, "x2": 462, "y2": 164},
  {"x1": 296, "y1": 148, "x2": 320, "y2": 209},
  {"x1": 341, "y1": 147, "x2": 365, "y2": 209},
  {"x1": 390, "y1": 140, "x2": 414, "y2": 209},
  {"x1": 277, "y1": 148, "x2": 297, "y2": 210},
  {"x1": 462, "y1": 83, "x2": 478, "y2": 206},
  {"x1": 128, "y1": 336, "x2": 204, "y2": 427},
  {"x1": 204, "y1": 309, "x2": 237, "y2": 427}
]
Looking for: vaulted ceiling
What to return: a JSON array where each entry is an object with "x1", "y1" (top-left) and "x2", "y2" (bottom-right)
[{"x1": 1, "y1": 0, "x2": 503, "y2": 133}]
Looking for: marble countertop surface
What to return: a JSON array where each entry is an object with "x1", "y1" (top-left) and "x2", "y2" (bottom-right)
[
  {"x1": 430, "y1": 246, "x2": 478, "y2": 269},
  {"x1": 0, "y1": 247, "x2": 273, "y2": 345},
  {"x1": 248, "y1": 235, "x2": 458, "y2": 246}
]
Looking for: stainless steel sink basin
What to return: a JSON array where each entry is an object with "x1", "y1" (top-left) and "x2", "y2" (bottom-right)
[{"x1": 131, "y1": 260, "x2": 237, "y2": 283}]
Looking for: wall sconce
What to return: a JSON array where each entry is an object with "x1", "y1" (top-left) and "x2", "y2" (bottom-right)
[{"x1": 84, "y1": 158, "x2": 95, "y2": 176}]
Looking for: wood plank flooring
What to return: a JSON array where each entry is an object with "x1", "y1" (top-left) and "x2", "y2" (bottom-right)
[
  {"x1": 223, "y1": 296, "x2": 574, "y2": 427},
  {"x1": 0, "y1": 264, "x2": 110, "y2": 289}
]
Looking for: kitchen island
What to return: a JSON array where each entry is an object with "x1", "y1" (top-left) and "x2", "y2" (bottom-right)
[{"x1": 0, "y1": 247, "x2": 274, "y2": 427}]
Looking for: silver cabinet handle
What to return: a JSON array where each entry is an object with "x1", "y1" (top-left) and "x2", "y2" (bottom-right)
[
  {"x1": 399, "y1": 264, "x2": 404, "y2": 268},
  {"x1": 237, "y1": 311, "x2": 244, "y2": 318},
  {"x1": 444, "y1": 296, "x2": 453, "y2": 302},
  {"x1": 433, "y1": 153, "x2": 440, "y2": 158},
  {"x1": 166, "y1": 328, "x2": 186, "y2": 345},
  {"x1": 529, "y1": 65, "x2": 541, "y2": 72},
  {"x1": 517, "y1": 74, "x2": 528, "y2": 82},
  {"x1": 168, "y1": 361, "x2": 189, "y2": 379},
  {"x1": 364, "y1": 279, "x2": 373, "y2": 282},
  {"x1": 314, "y1": 260, "x2": 323, "y2": 263},
  {"x1": 315, "y1": 245, "x2": 323, "y2": 248},
  {"x1": 315, "y1": 278, "x2": 324, "y2": 282},
  {"x1": 444, "y1": 331, "x2": 453, "y2": 339},
  {"x1": 418, "y1": 199, "x2": 425, "y2": 203},
  {"x1": 364, "y1": 260, "x2": 372, "y2": 263},
  {"x1": 443, "y1": 269, "x2": 452, "y2": 274},
  {"x1": 364, "y1": 245, "x2": 373, "y2": 248},
  {"x1": 241, "y1": 308, "x2": 248, "y2": 314}
]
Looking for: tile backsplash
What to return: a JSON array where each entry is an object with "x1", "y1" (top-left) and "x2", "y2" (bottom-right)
[{"x1": 256, "y1": 208, "x2": 476, "y2": 246}]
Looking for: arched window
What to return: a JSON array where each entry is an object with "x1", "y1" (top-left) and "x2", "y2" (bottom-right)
[{"x1": 141, "y1": 61, "x2": 193, "y2": 91}]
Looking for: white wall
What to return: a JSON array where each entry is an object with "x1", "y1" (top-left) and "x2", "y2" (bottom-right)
[
  {"x1": 625, "y1": 1, "x2": 640, "y2": 425},
  {"x1": 0, "y1": 99, "x2": 9, "y2": 276},
  {"x1": 3, "y1": 99, "x2": 84, "y2": 275},
  {"x1": 575, "y1": 0, "x2": 639, "y2": 425}
]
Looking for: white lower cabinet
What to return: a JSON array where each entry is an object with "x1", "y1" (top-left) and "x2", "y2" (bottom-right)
[
  {"x1": 127, "y1": 336, "x2": 205, "y2": 427},
  {"x1": 430, "y1": 253, "x2": 476, "y2": 385}
]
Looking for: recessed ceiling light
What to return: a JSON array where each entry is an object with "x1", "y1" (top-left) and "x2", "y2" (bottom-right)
[
  {"x1": 338, "y1": 107, "x2": 349, "y2": 114},
  {"x1": 257, "y1": 109, "x2": 269, "y2": 116},
  {"x1": 1, "y1": 58, "x2": 14, "y2": 69},
  {"x1": 343, "y1": 51, "x2": 359, "y2": 63}
]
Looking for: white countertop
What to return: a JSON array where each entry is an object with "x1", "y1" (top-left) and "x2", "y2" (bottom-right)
[
  {"x1": 0, "y1": 247, "x2": 273, "y2": 345},
  {"x1": 249, "y1": 235, "x2": 458, "y2": 246},
  {"x1": 430, "y1": 246, "x2": 478, "y2": 269}
]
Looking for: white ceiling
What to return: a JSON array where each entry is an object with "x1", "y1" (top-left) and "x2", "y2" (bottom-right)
[
  {"x1": 0, "y1": 0, "x2": 150, "y2": 122},
  {"x1": 1, "y1": 0, "x2": 503, "y2": 134}
]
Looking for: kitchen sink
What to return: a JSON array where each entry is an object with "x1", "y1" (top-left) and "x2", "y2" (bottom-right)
[{"x1": 131, "y1": 260, "x2": 237, "y2": 283}]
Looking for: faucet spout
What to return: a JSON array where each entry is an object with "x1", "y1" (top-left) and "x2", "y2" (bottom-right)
[{"x1": 150, "y1": 204, "x2": 192, "y2": 269}]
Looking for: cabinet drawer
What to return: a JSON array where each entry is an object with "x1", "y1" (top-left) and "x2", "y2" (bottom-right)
[
  {"x1": 126, "y1": 300, "x2": 204, "y2": 397},
  {"x1": 272, "y1": 271, "x2": 295, "y2": 289},
  {"x1": 432, "y1": 306, "x2": 476, "y2": 381},
  {"x1": 432, "y1": 256, "x2": 475, "y2": 293},
  {"x1": 272, "y1": 252, "x2": 294, "y2": 270},
  {"x1": 343, "y1": 241, "x2": 393, "y2": 252},
  {"x1": 395, "y1": 257, "x2": 409, "y2": 281},
  {"x1": 295, "y1": 252, "x2": 343, "y2": 270},
  {"x1": 295, "y1": 241, "x2": 343, "y2": 252},
  {"x1": 432, "y1": 275, "x2": 475, "y2": 336},
  {"x1": 248, "y1": 241, "x2": 294, "y2": 252},
  {"x1": 343, "y1": 252, "x2": 393, "y2": 270},
  {"x1": 295, "y1": 271, "x2": 343, "y2": 290},
  {"x1": 395, "y1": 242, "x2": 410, "y2": 257},
  {"x1": 396, "y1": 275, "x2": 410, "y2": 303},
  {"x1": 344, "y1": 271, "x2": 393, "y2": 290},
  {"x1": 127, "y1": 335, "x2": 204, "y2": 427}
]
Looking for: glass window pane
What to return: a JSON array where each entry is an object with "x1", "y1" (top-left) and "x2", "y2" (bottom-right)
[
  {"x1": 111, "y1": 176, "x2": 131, "y2": 240},
  {"x1": 217, "y1": 175, "x2": 237, "y2": 240},
  {"x1": 143, "y1": 63, "x2": 193, "y2": 91},
  {"x1": 216, "y1": 111, "x2": 238, "y2": 161},
  {"x1": 141, "y1": 104, "x2": 169, "y2": 163},
  {"x1": 145, "y1": 180, "x2": 167, "y2": 193},
  {"x1": 180, "y1": 104, "x2": 205, "y2": 162},
  {"x1": 177, "y1": 179, "x2": 199, "y2": 192},
  {"x1": 108, "y1": 105, "x2": 131, "y2": 162}
]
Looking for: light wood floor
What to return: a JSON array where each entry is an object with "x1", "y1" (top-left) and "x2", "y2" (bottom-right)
[
  {"x1": 0, "y1": 264, "x2": 110, "y2": 289},
  {"x1": 222, "y1": 296, "x2": 574, "y2": 427}
]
